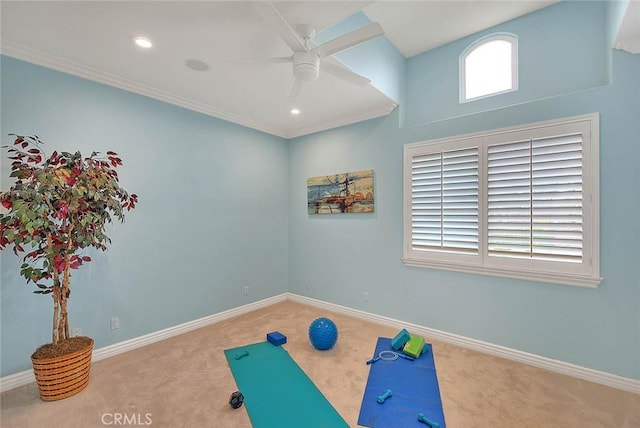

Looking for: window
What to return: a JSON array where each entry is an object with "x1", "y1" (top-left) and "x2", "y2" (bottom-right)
[
  {"x1": 403, "y1": 113, "x2": 600, "y2": 287},
  {"x1": 460, "y1": 34, "x2": 518, "y2": 102}
]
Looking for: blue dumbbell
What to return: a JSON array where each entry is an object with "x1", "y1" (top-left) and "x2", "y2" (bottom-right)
[
  {"x1": 377, "y1": 389, "x2": 392, "y2": 404},
  {"x1": 417, "y1": 412, "x2": 440, "y2": 427}
]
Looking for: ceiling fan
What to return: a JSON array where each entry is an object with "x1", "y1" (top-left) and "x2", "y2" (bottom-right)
[{"x1": 255, "y1": 2, "x2": 385, "y2": 96}]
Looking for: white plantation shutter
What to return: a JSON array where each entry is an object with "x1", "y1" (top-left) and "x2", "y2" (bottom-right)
[
  {"x1": 403, "y1": 113, "x2": 600, "y2": 287},
  {"x1": 411, "y1": 148, "x2": 479, "y2": 254},
  {"x1": 487, "y1": 134, "x2": 583, "y2": 262}
]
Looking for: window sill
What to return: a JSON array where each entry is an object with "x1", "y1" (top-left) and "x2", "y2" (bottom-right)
[{"x1": 401, "y1": 257, "x2": 602, "y2": 288}]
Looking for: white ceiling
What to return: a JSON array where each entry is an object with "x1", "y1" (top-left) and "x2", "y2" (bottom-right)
[
  {"x1": 1, "y1": 1, "x2": 635, "y2": 139},
  {"x1": 613, "y1": 0, "x2": 640, "y2": 54}
]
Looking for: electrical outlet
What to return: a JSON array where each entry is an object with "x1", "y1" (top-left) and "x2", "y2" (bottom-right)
[
  {"x1": 110, "y1": 317, "x2": 120, "y2": 330},
  {"x1": 72, "y1": 328, "x2": 82, "y2": 337},
  {"x1": 304, "y1": 280, "x2": 311, "y2": 289},
  {"x1": 363, "y1": 292, "x2": 369, "y2": 302},
  {"x1": 243, "y1": 286, "x2": 249, "y2": 295}
]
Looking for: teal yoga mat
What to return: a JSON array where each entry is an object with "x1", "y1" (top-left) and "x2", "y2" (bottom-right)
[
  {"x1": 224, "y1": 342, "x2": 348, "y2": 428},
  {"x1": 357, "y1": 337, "x2": 446, "y2": 428}
]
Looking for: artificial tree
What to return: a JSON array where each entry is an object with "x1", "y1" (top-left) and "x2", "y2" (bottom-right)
[{"x1": 0, "y1": 134, "x2": 137, "y2": 356}]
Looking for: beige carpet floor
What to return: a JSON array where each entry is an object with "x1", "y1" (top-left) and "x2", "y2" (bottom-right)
[{"x1": 1, "y1": 300, "x2": 638, "y2": 427}]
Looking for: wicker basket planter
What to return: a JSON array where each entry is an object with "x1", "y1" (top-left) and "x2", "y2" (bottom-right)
[{"x1": 31, "y1": 338, "x2": 94, "y2": 401}]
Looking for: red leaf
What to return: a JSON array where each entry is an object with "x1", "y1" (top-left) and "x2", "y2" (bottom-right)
[{"x1": 1, "y1": 196, "x2": 12, "y2": 209}]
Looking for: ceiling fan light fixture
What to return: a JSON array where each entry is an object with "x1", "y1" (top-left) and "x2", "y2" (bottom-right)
[{"x1": 293, "y1": 51, "x2": 319, "y2": 82}]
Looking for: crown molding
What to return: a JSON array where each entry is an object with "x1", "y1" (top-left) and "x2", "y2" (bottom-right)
[
  {"x1": 286, "y1": 101, "x2": 397, "y2": 139},
  {"x1": 0, "y1": 41, "x2": 289, "y2": 138},
  {"x1": 1, "y1": 41, "x2": 396, "y2": 140}
]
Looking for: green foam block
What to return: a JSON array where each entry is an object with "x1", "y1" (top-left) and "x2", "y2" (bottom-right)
[{"x1": 403, "y1": 334, "x2": 425, "y2": 358}]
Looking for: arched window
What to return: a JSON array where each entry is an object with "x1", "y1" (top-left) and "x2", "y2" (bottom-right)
[{"x1": 460, "y1": 34, "x2": 518, "y2": 102}]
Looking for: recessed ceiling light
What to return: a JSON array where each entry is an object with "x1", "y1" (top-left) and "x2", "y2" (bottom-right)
[
  {"x1": 290, "y1": 108, "x2": 301, "y2": 116},
  {"x1": 132, "y1": 35, "x2": 153, "y2": 49},
  {"x1": 185, "y1": 59, "x2": 210, "y2": 72}
]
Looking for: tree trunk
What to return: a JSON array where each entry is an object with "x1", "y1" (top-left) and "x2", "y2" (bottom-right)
[
  {"x1": 59, "y1": 223, "x2": 75, "y2": 343},
  {"x1": 51, "y1": 285, "x2": 60, "y2": 345}
]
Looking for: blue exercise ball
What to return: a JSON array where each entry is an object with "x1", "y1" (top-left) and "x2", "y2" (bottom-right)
[{"x1": 308, "y1": 317, "x2": 338, "y2": 350}]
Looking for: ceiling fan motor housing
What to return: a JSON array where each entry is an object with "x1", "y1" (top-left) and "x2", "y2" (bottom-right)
[{"x1": 293, "y1": 51, "x2": 320, "y2": 81}]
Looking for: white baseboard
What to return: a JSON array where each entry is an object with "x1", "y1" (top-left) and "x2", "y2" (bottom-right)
[
  {"x1": 2, "y1": 292, "x2": 638, "y2": 395},
  {"x1": 0, "y1": 294, "x2": 288, "y2": 394},
  {"x1": 287, "y1": 293, "x2": 640, "y2": 395},
  {"x1": 0, "y1": 370, "x2": 34, "y2": 394},
  {"x1": 92, "y1": 293, "x2": 287, "y2": 362}
]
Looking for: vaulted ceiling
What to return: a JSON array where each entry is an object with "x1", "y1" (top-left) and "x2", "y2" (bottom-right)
[{"x1": 1, "y1": 1, "x2": 636, "y2": 138}]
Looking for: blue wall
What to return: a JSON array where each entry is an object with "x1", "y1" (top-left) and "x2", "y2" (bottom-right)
[
  {"x1": 405, "y1": 1, "x2": 609, "y2": 126},
  {"x1": 288, "y1": 2, "x2": 640, "y2": 380},
  {"x1": 0, "y1": 56, "x2": 290, "y2": 377},
  {"x1": 317, "y1": 12, "x2": 406, "y2": 106},
  {"x1": 1, "y1": 1, "x2": 638, "y2": 382}
]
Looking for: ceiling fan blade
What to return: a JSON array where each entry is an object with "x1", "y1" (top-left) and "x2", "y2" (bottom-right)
[
  {"x1": 321, "y1": 60, "x2": 371, "y2": 86},
  {"x1": 264, "y1": 56, "x2": 293, "y2": 65},
  {"x1": 288, "y1": 79, "x2": 303, "y2": 98},
  {"x1": 253, "y1": 2, "x2": 306, "y2": 53},
  {"x1": 316, "y1": 22, "x2": 384, "y2": 58},
  {"x1": 235, "y1": 56, "x2": 292, "y2": 67}
]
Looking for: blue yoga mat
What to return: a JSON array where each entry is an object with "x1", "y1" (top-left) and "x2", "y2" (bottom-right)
[
  {"x1": 224, "y1": 342, "x2": 348, "y2": 428},
  {"x1": 357, "y1": 337, "x2": 446, "y2": 428}
]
